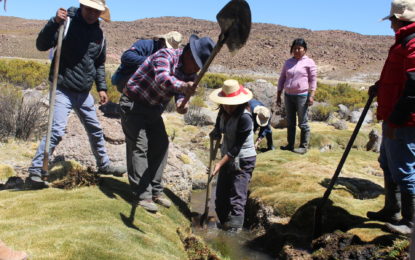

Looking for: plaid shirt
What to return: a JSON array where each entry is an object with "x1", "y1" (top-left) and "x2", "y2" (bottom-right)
[{"x1": 124, "y1": 48, "x2": 196, "y2": 106}]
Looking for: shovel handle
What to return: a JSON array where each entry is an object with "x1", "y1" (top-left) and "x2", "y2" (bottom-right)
[
  {"x1": 179, "y1": 37, "x2": 226, "y2": 109},
  {"x1": 42, "y1": 23, "x2": 65, "y2": 174}
]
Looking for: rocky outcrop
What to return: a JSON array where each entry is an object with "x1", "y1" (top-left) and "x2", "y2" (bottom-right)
[{"x1": 51, "y1": 107, "x2": 206, "y2": 202}]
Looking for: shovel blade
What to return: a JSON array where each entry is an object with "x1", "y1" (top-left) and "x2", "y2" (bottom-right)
[{"x1": 216, "y1": 0, "x2": 252, "y2": 52}]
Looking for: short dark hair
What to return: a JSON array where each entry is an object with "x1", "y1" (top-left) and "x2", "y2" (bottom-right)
[{"x1": 290, "y1": 38, "x2": 308, "y2": 54}]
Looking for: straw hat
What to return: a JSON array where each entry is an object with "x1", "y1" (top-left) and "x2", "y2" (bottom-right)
[
  {"x1": 157, "y1": 31, "x2": 183, "y2": 49},
  {"x1": 253, "y1": 106, "x2": 270, "y2": 127},
  {"x1": 79, "y1": 0, "x2": 111, "y2": 22},
  {"x1": 209, "y1": 79, "x2": 253, "y2": 105},
  {"x1": 382, "y1": 0, "x2": 415, "y2": 22}
]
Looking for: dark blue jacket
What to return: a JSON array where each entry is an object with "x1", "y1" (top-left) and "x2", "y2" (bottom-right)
[
  {"x1": 249, "y1": 99, "x2": 272, "y2": 139},
  {"x1": 36, "y1": 7, "x2": 106, "y2": 92}
]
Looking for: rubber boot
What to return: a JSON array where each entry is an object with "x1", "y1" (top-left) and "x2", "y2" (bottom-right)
[
  {"x1": 281, "y1": 127, "x2": 295, "y2": 151},
  {"x1": 385, "y1": 192, "x2": 415, "y2": 235},
  {"x1": 266, "y1": 132, "x2": 274, "y2": 151},
  {"x1": 223, "y1": 215, "x2": 244, "y2": 233},
  {"x1": 367, "y1": 177, "x2": 401, "y2": 223},
  {"x1": 293, "y1": 130, "x2": 310, "y2": 154},
  {"x1": 0, "y1": 240, "x2": 27, "y2": 260}
]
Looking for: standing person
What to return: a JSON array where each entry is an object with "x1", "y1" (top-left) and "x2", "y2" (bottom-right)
[
  {"x1": 0, "y1": 240, "x2": 27, "y2": 260},
  {"x1": 277, "y1": 38, "x2": 317, "y2": 154},
  {"x1": 209, "y1": 79, "x2": 256, "y2": 232},
  {"x1": 120, "y1": 35, "x2": 215, "y2": 213},
  {"x1": 248, "y1": 99, "x2": 274, "y2": 151},
  {"x1": 27, "y1": 0, "x2": 126, "y2": 189},
  {"x1": 365, "y1": 0, "x2": 415, "y2": 235},
  {"x1": 111, "y1": 31, "x2": 183, "y2": 92}
]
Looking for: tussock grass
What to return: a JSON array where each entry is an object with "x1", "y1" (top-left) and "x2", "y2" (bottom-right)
[
  {"x1": 0, "y1": 164, "x2": 15, "y2": 181},
  {"x1": 0, "y1": 177, "x2": 191, "y2": 260},
  {"x1": 250, "y1": 122, "x2": 390, "y2": 242}
]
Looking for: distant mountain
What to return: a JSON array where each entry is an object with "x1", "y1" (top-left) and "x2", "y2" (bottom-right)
[{"x1": 0, "y1": 16, "x2": 393, "y2": 83}]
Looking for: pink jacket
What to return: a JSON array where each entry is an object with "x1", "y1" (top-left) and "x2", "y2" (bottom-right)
[{"x1": 277, "y1": 55, "x2": 317, "y2": 95}]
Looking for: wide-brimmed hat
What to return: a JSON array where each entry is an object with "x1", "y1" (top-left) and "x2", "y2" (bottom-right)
[
  {"x1": 209, "y1": 79, "x2": 253, "y2": 105},
  {"x1": 189, "y1": 34, "x2": 215, "y2": 69},
  {"x1": 382, "y1": 0, "x2": 415, "y2": 22},
  {"x1": 253, "y1": 106, "x2": 270, "y2": 127},
  {"x1": 157, "y1": 31, "x2": 183, "y2": 49},
  {"x1": 79, "y1": 0, "x2": 111, "y2": 22}
]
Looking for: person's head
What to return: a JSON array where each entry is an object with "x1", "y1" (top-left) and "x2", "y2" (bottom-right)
[
  {"x1": 182, "y1": 35, "x2": 215, "y2": 75},
  {"x1": 157, "y1": 31, "x2": 183, "y2": 49},
  {"x1": 290, "y1": 38, "x2": 307, "y2": 60},
  {"x1": 79, "y1": 0, "x2": 110, "y2": 24},
  {"x1": 209, "y1": 79, "x2": 253, "y2": 115},
  {"x1": 253, "y1": 106, "x2": 271, "y2": 127},
  {"x1": 382, "y1": 0, "x2": 415, "y2": 32}
]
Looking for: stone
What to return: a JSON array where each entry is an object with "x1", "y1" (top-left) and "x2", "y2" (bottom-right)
[{"x1": 366, "y1": 129, "x2": 381, "y2": 153}]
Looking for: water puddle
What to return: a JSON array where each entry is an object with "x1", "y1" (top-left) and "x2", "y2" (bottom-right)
[{"x1": 191, "y1": 188, "x2": 273, "y2": 260}]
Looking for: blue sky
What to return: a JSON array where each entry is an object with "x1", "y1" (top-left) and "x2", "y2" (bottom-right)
[{"x1": 1, "y1": 0, "x2": 393, "y2": 36}]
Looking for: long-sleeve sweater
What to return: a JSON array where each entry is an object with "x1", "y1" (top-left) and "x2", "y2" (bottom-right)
[{"x1": 277, "y1": 55, "x2": 317, "y2": 95}]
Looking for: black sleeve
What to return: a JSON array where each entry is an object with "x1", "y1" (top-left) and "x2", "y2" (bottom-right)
[
  {"x1": 388, "y1": 71, "x2": 415, "y2": 125},
  {"x1": 228, "y1": 113, "x2": 253, "y2": 157},
  {"x1": 95, "y1": 40, "x2": 107, "y2": 91},
  {"x1": 36, "y1": 17, "x2": 60, "y2": 51}
]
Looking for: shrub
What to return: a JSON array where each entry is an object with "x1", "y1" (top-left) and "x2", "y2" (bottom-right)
[
  {"x1": 315, "y1": 83, "x2": 367, "y2": 110},
  {"x1": 199, "y1": 73, "x2": 254, "y2": 89},
  {"x1": 0, "y1": 85, "x2": 47, "y2": 141},
  {"x1": 184, "y1": 105, "x2": 208, "y2": 126},
  {"x1": 311, "y1": 104, "x2": 337, "y2": 122},
  {"x1": 0, "y1": 59, "x2": 49, "y2": 88}
]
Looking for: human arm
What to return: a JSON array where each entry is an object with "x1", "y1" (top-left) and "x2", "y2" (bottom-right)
[
  {"x1": 388, "y1": 71, "x2": 415, "y2": 125},
  {"x1": 95, "y1": 39, "x2": 108, "y2": 104},
  {"x1": 121, "y1": 40, "x2": 154, "y2": 67},
  {"x1": 277, "y1": 62, "x2": 288, "y2": 106},
  {"x1": 307, "y1": 59, "x2": 317, "y2": 106},
  {"x1": 36, "y1": 8, "x2": 67, "y2": 51}
]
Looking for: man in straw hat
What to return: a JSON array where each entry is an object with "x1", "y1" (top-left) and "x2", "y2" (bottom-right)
[
  {"x1": 366, "y1": 0, "x2": 415, "y2": 235},
  {"x1": 209, "y1": 79, "x2": 256, "y2": 231},
  {"x1": 248, "y1": 99, "x2": 274, "y2": 151},
  {"x1": 27, "y1": 0, "x2": 126, "y2": 189},
  {"x1": 120, "y1": 35, "x2": 215, "y2": 213},
  {"x1": 112, "y1": 31, "x2": 184, "y2": 92}
]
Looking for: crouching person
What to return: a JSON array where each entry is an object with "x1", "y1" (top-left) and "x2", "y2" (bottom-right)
[
  {"x1": 27, "y1": 0, "x2": 126, "y2": 189},
  {"x1": 120, "y1": 35, "x2": 215, "y2": 213},
  {"x1": 209, "y1": 80, "x2": 257, "y2": 232}
]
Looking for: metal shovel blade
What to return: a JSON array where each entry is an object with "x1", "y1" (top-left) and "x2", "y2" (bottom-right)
[{"x1": 216, "y1": 0, "x2": 252, "y2": 52}]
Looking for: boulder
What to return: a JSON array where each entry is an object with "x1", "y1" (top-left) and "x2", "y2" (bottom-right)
[
  {"x1": 366, "y1": 129, "x2": 381, "y2": 153},
  {"x1": 338, "y1": 104, "x2": 350, "y2": 119},
  {"x1": 349, "y1": 108, "x2": 373, "y2": 124}
]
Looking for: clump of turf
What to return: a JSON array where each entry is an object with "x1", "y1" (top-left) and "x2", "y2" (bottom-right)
[
  {"x1": 48, "y1": 160, "x2": 99, "y2": 189},
  {"x1": 177, "y1": 227, "x2": 221, "y2": 260}
]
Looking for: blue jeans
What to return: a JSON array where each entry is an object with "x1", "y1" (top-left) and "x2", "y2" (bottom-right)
[
  {"x1": 284, "y1": 94, "x2": 310, "y2": 147},
  {"x1": 379, "y1": 122, "x2": 415, "y2": 194},
  {"x1": 28, "y1": 87, "x2": 109, "y2": 176}
]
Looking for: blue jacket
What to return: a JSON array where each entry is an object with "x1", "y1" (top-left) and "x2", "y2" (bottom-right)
[{"x1": 249, "y1": 99, "x2": 272, "y2": 139}]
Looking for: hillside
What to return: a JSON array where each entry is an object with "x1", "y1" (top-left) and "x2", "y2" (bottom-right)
[{"x1": 0, "y1": 16, "x2": 393, "y2": 83}]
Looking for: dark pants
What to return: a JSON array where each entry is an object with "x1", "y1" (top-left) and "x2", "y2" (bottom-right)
[
  {"x1": 265, "y1": 132, "x2": 274, "y2": 150},
  {"x1": 215, "y1": 156, "x2": 256, "y2": 228},
  {"x1": 119, "y1": 94, "x2": 168, "y2": 200}
]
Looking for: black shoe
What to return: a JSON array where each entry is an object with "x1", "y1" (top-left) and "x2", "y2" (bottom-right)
[
  {"x1": 25, "y1": 175, "x2": 49, "y2": 190},
  {"x1": 280, "y1": 145, "x2": 293, "y2": 151},
  {"x1": 293, "y1": 147, "x2": 307, "y2": 154}
]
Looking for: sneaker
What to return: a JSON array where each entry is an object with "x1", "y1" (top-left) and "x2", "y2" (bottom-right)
[
  {"x1": 293, "y1": 147, "x2": 307, "y2": 154},
  {"x1": 385, "y1": 220, "x2": 412, "y2": 235},
  {"x1": 25, "y1": 175, "x2": 49, "y2": 190},
  {"x1": 153, "y1": 195, "x2": 172, "y2": 208},
  {"x1": 280, "y1": 145, "x2": 293, "y2": 151},
  {"x1": 99, "y1": 164, "x2": 126, "y2": 177},
  {"x1": 138, "y1": 199, "x2": 158, "y2": 213},
  {"x1": 0, "y1": 240, "x2": 27, "y2": 260}
]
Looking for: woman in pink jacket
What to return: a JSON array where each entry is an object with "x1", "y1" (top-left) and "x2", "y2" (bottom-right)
[{"x1": 277, "y1": 38, "x2": 317, "y2": 154}]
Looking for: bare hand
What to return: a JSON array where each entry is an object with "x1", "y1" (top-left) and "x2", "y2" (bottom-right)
[
  {"x1": 276, "y1": 95, "x2": 282, "y2": 107},
  {"x1": 176, "y1": 99, "x2": 189, "y2": 114},
  {"x1": 212, "y1": 162, "x2": 221, "y2": 177},
  {"x1": 182, "y1": 81, "x2": 196, "y2": 97},
  {"x1": 308, "y1": 96, "x2": 314, "y2": 106},
  {"x1": 98, "y1": 91, "x2": 108, "y2": 105},
  {"x1": 55, "y1": 8, "x2": 67, "y2": 24},
  {"x1": 255, "y1": 138, "x2": 262, "y2": 149}
]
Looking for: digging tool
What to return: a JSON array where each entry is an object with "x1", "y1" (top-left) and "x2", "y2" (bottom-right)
[
  {"x1": 200, "y1": 135, "x2": 222, "y2": 228},
  {"x1": 179, "y1": 0, "x2": 251, "y2": 108},
  {"x1": 42, "y1": 22, "x2": 66, "y2": 176},
  {"x1": 313, "y1": 93, "x2": 375, "y2": 238}
]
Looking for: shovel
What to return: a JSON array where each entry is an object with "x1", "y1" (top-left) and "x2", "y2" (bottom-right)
[
  {"x1": 313, "y1": 93, "x2": 375, "y2": 238},
  {"x1": 179, "y1": 0, "x2": 251, "y2": 108},
  {"x1": 200, "y1": 135, "x2": 222, "y2": 228},
  {"x1": 42, "y1": 22, "x2": 66, "y2": 176}
]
